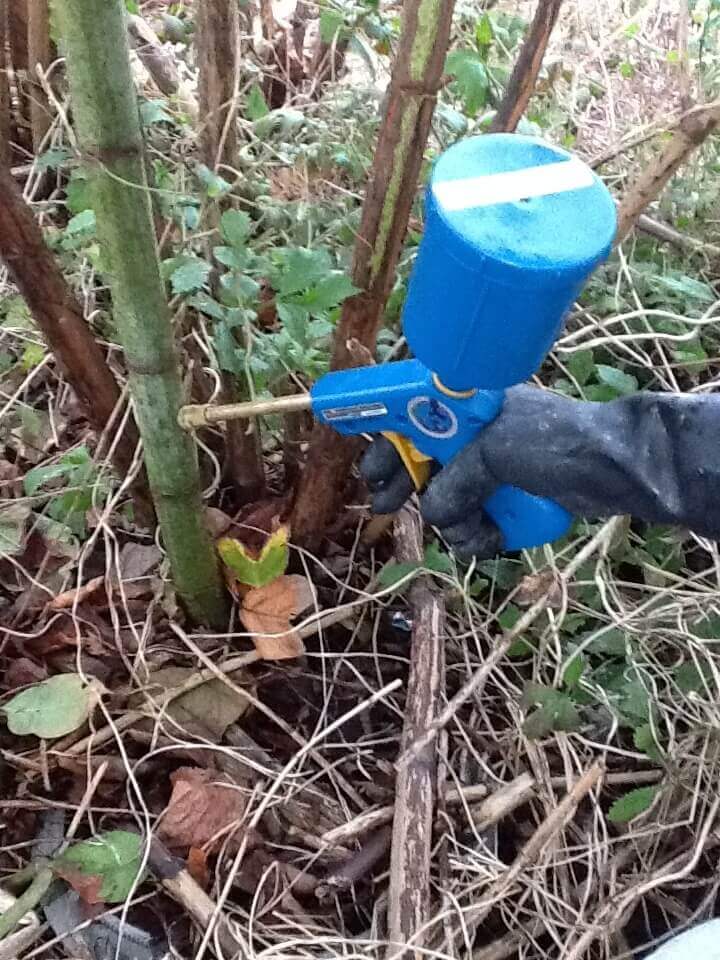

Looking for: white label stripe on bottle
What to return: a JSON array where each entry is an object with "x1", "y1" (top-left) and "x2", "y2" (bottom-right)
[{"x1": 432, "y1": 158, "x2": 595, "y2": 212}]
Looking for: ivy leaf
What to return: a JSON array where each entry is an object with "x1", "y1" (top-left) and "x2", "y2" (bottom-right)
[
  {"x1": 218, "y1": 527, "x2": 290, "y2": 587},
  {"x1": 3, "y1": 673, "x2": 99, "y2": 738},
  {"x1": 522, "y1": 682, "x2": 581, "y2": 739},
  {"x1": 246, "y1": 83, "x2": 269, "y2": 121},
  {"x1": 608, "y1": 785, "x2": 659, "y2": 823},
  {"x1": 220, "y1": 209, "x2": 251, "y2": 248},
  {"x1": 595, "y1": 365, "x2": 638, "y2": 396},
  {"x1": 55, "y1": 830, "x2": 145, "y2": 903},
  {"x1": 168, "y1": 256, "x2": 211, "y2": 295},
  {"x1": 566, "y1": 349, "x2": 595, "y2": 387},
  {"x1": 445, "y1": 49, "x2": 490, "y2": 116}
]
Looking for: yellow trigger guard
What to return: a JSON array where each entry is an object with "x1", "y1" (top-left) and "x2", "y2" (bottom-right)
[{"x1": 382, "y1": 431, "x2": 433, "y2": 491}]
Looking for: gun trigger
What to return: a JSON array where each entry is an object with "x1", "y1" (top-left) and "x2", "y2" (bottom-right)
[{"x1": 382, "y1": 431, "x2": 432, "y2": 491}]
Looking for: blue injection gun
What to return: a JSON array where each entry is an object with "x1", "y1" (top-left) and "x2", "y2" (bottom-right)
[{"x1": 179, "y1": 134, "x2": 617, "y2": 552}]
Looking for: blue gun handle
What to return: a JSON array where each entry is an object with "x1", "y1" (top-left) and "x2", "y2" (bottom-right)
[{"x1": 481, "y1": 484, "x2": 572, "y2": 552}]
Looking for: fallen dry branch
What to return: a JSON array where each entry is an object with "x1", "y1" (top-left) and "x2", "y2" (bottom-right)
[
  {"x1": 445, "y1": 761, "x2": 604, "y2": 951},
  {"x1": 489, "y1": 0, "x2": 564, "y2": 133},
  {"x1": 148, "y1": 838, "x2": 243, "y2": 958},
  {"x1": 400, "y1": 518, "x2": 621, "y2": 766},
  {"x1": 321, "y1": 774, "x2": 534, "y2": 846},
  {"x1": 615, "y1": 99, "x2": 720, "y2": 243},
  {"x1": 386, "y1": 506, "x2": 445, "y2": 957}
]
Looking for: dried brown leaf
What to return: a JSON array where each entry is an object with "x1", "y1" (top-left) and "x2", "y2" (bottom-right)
[
  {"x1": 5, "y1": 657, "x2": 47, "y2": 689},
  {"x1": 54, "y1": 865, "x2": 104, "y2": 905},
  {"x1": 158, "y1": 766, "x2": 247, "y2": 851},
  {"x1": 118, "y1": 542, "x2": 162, "y2": 581},
  {"x1": 187, "y1": 847, "x2": 209, "y2": 888},
  {"x1": 240, "y1": 574, "x2": 313, "y2": 660},
  {"x1": 47, "y1": 575, "x2": 105, "y2": 610},
  {"x1": 514, "y1": 569, "x2": 562, "y2": 608}
]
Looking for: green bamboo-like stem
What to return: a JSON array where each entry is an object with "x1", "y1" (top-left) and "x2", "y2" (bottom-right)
[{"x1": 55, "y1": 0, "x2": 227, "y2": 626}]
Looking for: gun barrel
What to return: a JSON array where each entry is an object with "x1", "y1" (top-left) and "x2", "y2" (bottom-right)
[{"x1": 178, "y1": 393, "x2": 312, "y2": 430}]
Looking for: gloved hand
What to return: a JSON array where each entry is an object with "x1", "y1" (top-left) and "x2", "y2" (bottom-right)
[{"x1": 360, "y1": 385, "x2": 720, "y2": 560}]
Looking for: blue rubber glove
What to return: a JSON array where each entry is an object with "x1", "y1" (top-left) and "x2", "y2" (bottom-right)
[{"x1": 361, "y1": 386, "x2": 720, "y2": 560}]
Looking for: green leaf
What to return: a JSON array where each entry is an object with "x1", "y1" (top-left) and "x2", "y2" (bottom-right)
[
  {"x1": 319, "y1": 8, "x2": 346, "y2": 43},
  {"x1": 24, "y1": 461, "x2": 72, "y2": 496},
  {"x1": 65, "y1": 174, "x2": 92, "y2": 214},
  {"x1": 377, "y1": 560, "x2": 421, "y2": 589},
  {"x1": 195, "y1": 163, "x2": 232, "y2": 199},
  {"x1": 476, "y1": 13, "x2": 494, "y2": 46},
  {"x1": 125, "y1": 0, "x2": 139, "y2": 12},
  {"x1": 169, "y1": 256, "x2": 211, "y2": 295},
  {"x1": 674, "y1": 661, "x2": 706, "y2": 693},
  {"x1": 301, "y1": 273, "x2": 358, "y2": 313},
  {"x1": 423, "y1": 541, "x2": 454, "y2": 575},
  {"x1": 595, "y1": 365, "x2": 638, "y2": 396},
  {"x1": 3, "y1": 674, "x2": 96, "y2": 738},
  {"x1": 36, "y1": 147, "x2": 71, "y2": 171},
  {"x1": 220, "y1": 209, "x2": 251, "y2": 248},
  {"x1": 586, "y1": 626, "x2": 628, "y2": 657},
  {"x1": 140, "y1": 99, "x2": 173, "y2": 126},
  {"x1": 608, "y1": 785, "x2": 659, "y2": 823},
  {"x1": 445, "y1": 49, "x2": 489, "y2": 116},
  {"x1": 619, "y1": 61, "x2": 635, "y2": 78},
  {"x1": 521, "y1": 682, "x2": 581, "y2": 738},
  {"x1": 563, "y1": 654, "x2": 585, "y2": 689},
  {"x1": 55, "y1": 830, "x2": 145, "y2": 903},
  {"x1": 20, "y1": 341, "x2": 46, "y2": 371},
  {"x1": 0, "y1": 503, "x2": 31, "y2": 557},
  {"x1": 218, "y1": 527, "x2": 290, "y2": 587},
  {"x1": 66, "y1": 209, "x2": 96, "y2": 235},
  {"x1": 246, "y1": 83, "x2": 269, "y2": 121},
  {"x1": 188, "y1": 292, "x2": 226, "y2": 321},
  {"x1": 565, "y1": 349, "x2": 595, "y2": 387},
  {"x1": 633, "y1": 723, "x2": 662, "y2": 760},
  {"x1": 275, "y1": 247, "x2": 333, "y2": 297}
]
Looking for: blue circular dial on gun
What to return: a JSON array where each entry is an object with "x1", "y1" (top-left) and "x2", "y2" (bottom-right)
[{"x1": 314, "y1": 134, "x2": 617, "y2": 551}]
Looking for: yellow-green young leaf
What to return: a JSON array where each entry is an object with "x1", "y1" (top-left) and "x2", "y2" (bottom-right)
[
  {"x1": 608, "y1": 785, "x2": 660, "y2": 823},
  {"x1": 55, "y1": 830, "x2": 145, "y2": 903},
  {"x1": 2, "y1": 673, "x2": 98, "y2": 738},
  {"x1": 218, "y1": 527, "x2": 289, "y2": 587}
]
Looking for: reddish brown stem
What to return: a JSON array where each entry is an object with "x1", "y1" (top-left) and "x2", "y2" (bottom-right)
[
  {"x1": 489, "y1": 0, "x2": 564, "y2": 133},
  {"x1": 290, "y1": 0, "x2": 456, "y2": 545},
  {"x1": 0, "y1": 164, "x2": 150, "y2": 513}
]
